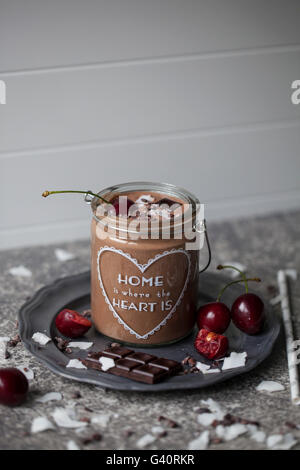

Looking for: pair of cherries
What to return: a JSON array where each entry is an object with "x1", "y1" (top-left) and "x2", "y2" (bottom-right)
[{"x1": 194, "y1": 265, "x2": 265, "y2": 360}]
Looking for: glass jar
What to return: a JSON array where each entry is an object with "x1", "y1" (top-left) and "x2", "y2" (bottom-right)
[{"x1": 88, "y1": 181, "x2": 209, "y2": 346}]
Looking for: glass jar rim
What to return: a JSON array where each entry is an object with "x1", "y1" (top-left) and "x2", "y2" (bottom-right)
[{"x1": 90, "y1": 181, "x2": 200, "y2": 235}]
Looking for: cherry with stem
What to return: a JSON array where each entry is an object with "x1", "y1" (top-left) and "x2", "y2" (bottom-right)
[{"x1": 217, "y1": 264, "x2": 265, "y2": 335}]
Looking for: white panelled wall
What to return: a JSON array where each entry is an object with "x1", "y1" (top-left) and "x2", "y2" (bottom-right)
[{"x1": 0, "y1": 0, "x2": 300, "y2": 249}]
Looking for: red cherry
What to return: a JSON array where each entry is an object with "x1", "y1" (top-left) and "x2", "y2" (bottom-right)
[
  {"x1": 110, "y1": 197, "x2": 134, "y2": 217},
  {"x1": 55, "y1": 309, "x2": 92, "y2": 338},
  {"x1": 194, "y1": 329, "x2": 228, "y2": 360},
  {"x1": 231, "y1": 293, "x2": 265, "y2": 335},
  {"x1": 197, "y1": 302, "x2": 231, "y2": 334},
  {"x1": 0, "y1": 368, "x2": 29, "y2": 406}
]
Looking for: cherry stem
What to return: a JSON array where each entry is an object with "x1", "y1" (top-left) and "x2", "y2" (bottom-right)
[
  {"x1": 217, "y1": 264, "x2": 249, "y2": 293},
  {"x1": 42, "y1": 190, "x2": 110, "y2": 204},
  {"x1": 216, "y1": 277, "x2": 261, "y2": 302}
]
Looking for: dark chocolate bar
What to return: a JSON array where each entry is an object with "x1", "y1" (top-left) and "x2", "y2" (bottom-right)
[{"x1": 81, "y1": 346, "x2": 182, "y2": 384}]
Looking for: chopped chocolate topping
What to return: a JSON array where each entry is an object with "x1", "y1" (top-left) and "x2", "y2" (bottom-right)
[
  {"x1": 81, "y1": 309, "x2": 92, "y2": 318},
  {"x1": 82, "y1": 433, "x2": 102, "y2": 445},
  {"x1": 54, "y1": 336, "x2": 70, "y2": 352},
  {"x1": 8, "y1": 334, "x2": 21, "y2": 347},
  {"x1": 158, "y1": 416, "x2": 179, "y2": 428}
]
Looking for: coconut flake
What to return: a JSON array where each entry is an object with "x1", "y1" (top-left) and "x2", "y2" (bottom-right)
[
  {"x1": 221, "y1": 262, "x2": 246, "y2": 279},
  {"x1": 256, "y1": 380, "x2": 285, "y2": 393},
  {"x1": 66, "y1": 359, "x2": 87, "y2": 370},
  {"x1": 270, "y1": 294, "x2": 284, "y2": 306},
  {"x1": 51, "y1": 407, "x2": 87, "y2": 428},
  {"x1": 205, "y1": 368, "x2": 221, "y2": 374},
  {"x1": 91, "y1": 413, "x2": 111, "y2": 427},
  {"x1": 31, "y1": 416, "x2": 55, "y2": 433},
  {"x1": 216, "y1": 423, "x2": 248, "y2": 441},
  {"x1": 222, "y1": 352, "x2": 247, "y2": 370},
  {"x1": 188, "y1": 430, "x2": 210, "y2": 450},
  {"x1": 135, "y1": 195, "x2": 155, "y2": 204},
  {"x1": 36, "y1": 392, "x2": 62, "y2": 403},
  {"x1": 136, "y1": 434, "x2": 156, "y2": 448},
  {"x1": 99, "y1": 356, "x2": 115, "y2": 371},
  {"x1": 67, "y1": 440, "x2": 81, "y2": 450},
  {"x1": 201, "y1": 398, "x2": 226, "y2": 419},
  {"x1": 32, "y1": 332, "x2": 51, "y2": 345},
  {"x1": 196, "y1": 362, "x2": 211, "y2": 373},
  {"x1": 247, "y1": 424, "x2": 266, "y2": 443},
  {"x1": 197, "y1": 398, "x2": 226, "y2": 426},
  {"x1": 17, "y1": 366, "x2": 34, "y2": 380},
  {"x1": 55, "y1": 249, "x2": 75, "y2": 262},
  {"x1": 267, "y1": 433, "x2": 297, "y2": 450},
  {"x1": 68, "y1": 342, "x2": 93, "y2": 350},
  {"x1": 9, "y1": 265, "x2": 32, "y2": 277},
  {"x1": 151, "y1": 426, "x2": 165, "y2": 435}
]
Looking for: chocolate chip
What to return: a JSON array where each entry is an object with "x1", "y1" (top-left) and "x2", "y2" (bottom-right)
[
  {"x1": 124, "y1": 430, "x2": 134, "y2": 438},
  {"x1": 211, "y1": 438, "x2": 223, "y2": 445},
  {"x1": 285, "y1": 421, "x2": 297, "y2": 429},
  {"x1": 80, "y1": 416, "x2": 90, "y2": 423},
  {"x1": 71, "y1": 391, "x2": 82, "y2": 399},
  {"x1": 84, "y1": 406, "x2": 94, "y2": 413},
  {"x1": 81, "y1": 309, "x2": 92, "y2": 318},
  {"x1": 82, "y1": 433, "x2": 102, "y2": 445},
  {"x1": 181, "y1": 356, "x2": 191, "y2": 365},
  {"x1": 158, "y1": 415, "x2": 179, "y2": 428},
  {"x1": 187, "y1": 357, "x2": 196, "y2": 367},
  {"x1": 8, "y1": 334, "x2": 21, "y2": 347},
  {"x1": 54, "y1": 336, "x2": 70, "y2": 352}
]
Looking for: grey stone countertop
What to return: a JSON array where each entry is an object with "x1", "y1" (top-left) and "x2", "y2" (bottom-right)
[{"x1": 0, "y1": 210, "x2": 300, "y2": 450}]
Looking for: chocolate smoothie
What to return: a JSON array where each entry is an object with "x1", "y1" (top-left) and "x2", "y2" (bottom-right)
[{"x1": 90, "y1": 182, "x2": 200, "y2": 346}]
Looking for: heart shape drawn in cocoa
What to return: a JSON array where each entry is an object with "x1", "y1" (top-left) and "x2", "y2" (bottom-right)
[{"x1": 97, "y1": 246, "x2": 191, "y2": 340}]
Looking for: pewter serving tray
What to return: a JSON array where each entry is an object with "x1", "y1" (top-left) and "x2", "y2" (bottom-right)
[{"x1": 19, "y1": 271, "x2": 280, "y2": 392}]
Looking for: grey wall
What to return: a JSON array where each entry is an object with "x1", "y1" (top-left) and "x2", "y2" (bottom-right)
[{"x1": 1, "y1": 0, "x2": 300, "y2": 249}]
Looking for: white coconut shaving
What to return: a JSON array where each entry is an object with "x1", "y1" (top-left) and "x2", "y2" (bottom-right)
[
  {"x1": 222, "y1": 352, "x2": 247, "y2": 370},
  {"x1": 17, "y1": 366, "x2": 34, "y2": 380},
  {"x1": 55, "y1": 248, "x2": 75, "y2": 262},
  {"x1": 270, "y1": 294, "x2": 283, "y2": 306},
  {"x1": 136, "y1": 434, "x2": 156, "y2": 448},
  {"x1": 67, "y1": 440, "x2": 81, "y2": 450},
  {"x1": 51, "y1": 407, "x2": 87, "y2": 428},
  {"x1": 188, "y1": 430, "x2": 210, "y2": 450},
  {"x1": 9, "y1": 265, "x2": 32, "y2": 277},
  {"x1": 91, "y1": 413, "x2": 111, "y2": 427},
  {"x1": 31, "y1": 416, "x2": 55, "y2": 434},
  {"x1": 267, "y1": 433, "x2": 297, "y2": 450},
  {"x1": 135, "y1": 195, "x2": 155, "y2": 204},
  {"x1": 151, "y1": 426, "x2": 165, "y2": 435},
  {"x1": 197, "y1": 398, "x2": 225, "y2": 426},
  {"x1": 247, "y1": 424, "x2": 266, "y2": 443},
  {"x1": 216, "y1": 423, "x2": 248, "y2": 441},
  {"x1": 196, "y1": 362, "x2": 211, "y2": 373},
  {"x1": 66, "y1": 359, "x2": 87, "y2": 370},
  {"x1": 221, "y1": 262, "x2": 246, "y2": 279},
  {"x1": 32, "y1": 332, "x2": 51, "y2": 346},
  {"x1": 205, "y1": 368, "x2": 221, "y2": 374},
  {"x1": 255, "y1": 380, "x2": 285, "y2": 393},
  {"x1": 99, "y1": 356, "x2": 115, "y2": 371},
  {"x1": 36, "y1": 392, "x2": 62, "y2": 403},
  {"x1": 68, "y1": 342, "x2": 93, "y2": 350}
]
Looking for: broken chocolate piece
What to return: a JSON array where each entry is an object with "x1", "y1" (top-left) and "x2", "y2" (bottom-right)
[{"x1": 82, "y1": 346, "x2": 182, "y2": 385}]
